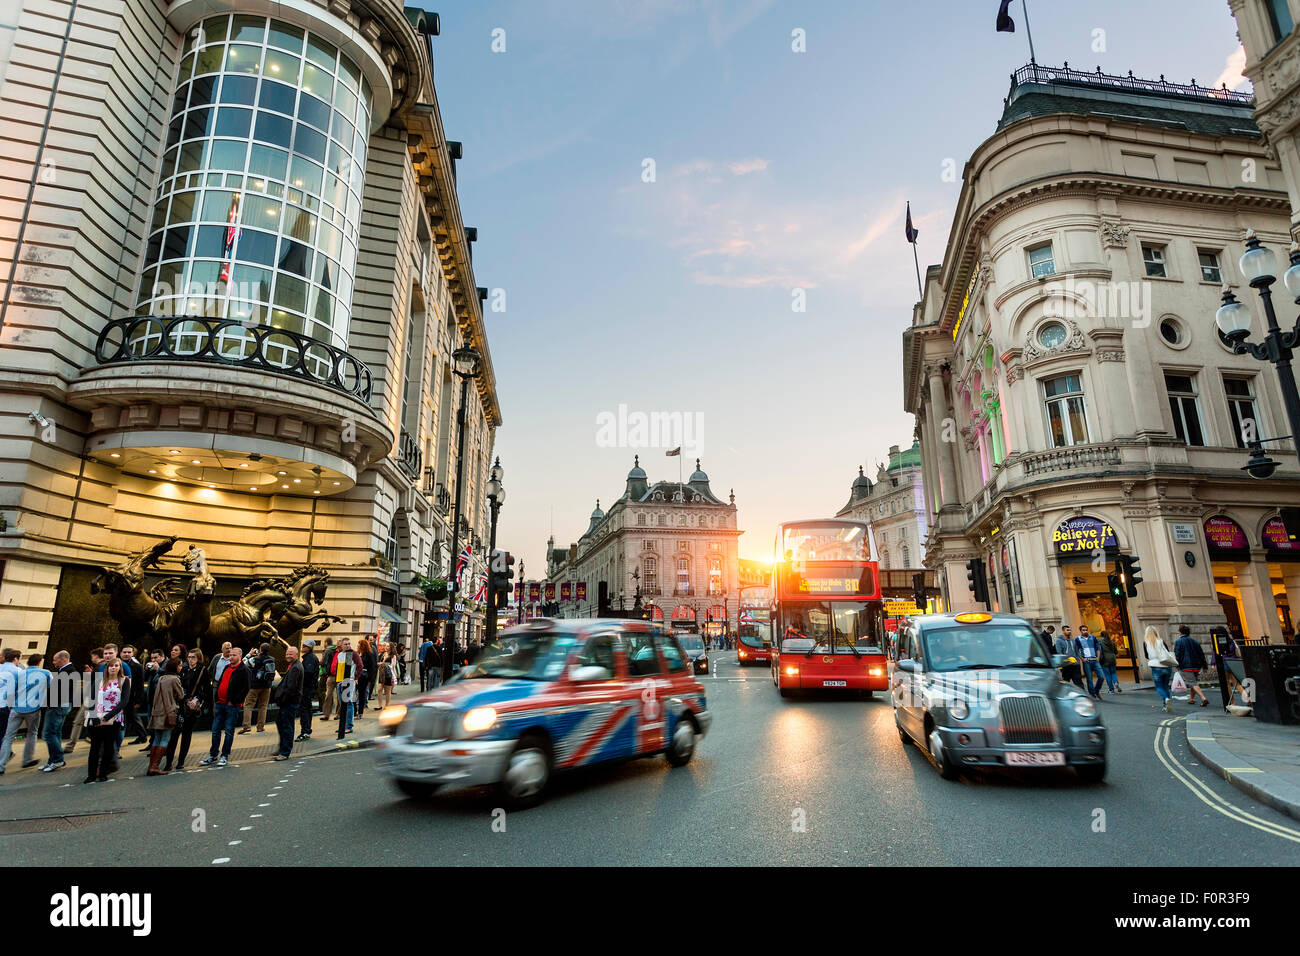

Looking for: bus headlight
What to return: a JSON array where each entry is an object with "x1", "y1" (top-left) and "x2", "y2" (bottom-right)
[
  {"x1": 784, "y1": 666, "x2": 799, "y2": 677},
  {"x1": 949, "y1": 698, "x2": 970, "y2": 721},
  {"x1": 462, "y1": 706, "x2": 498, "y2": 734}
]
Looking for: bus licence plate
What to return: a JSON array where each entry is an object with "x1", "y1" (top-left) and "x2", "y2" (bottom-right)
[
  {"x1": 1005, "y1": 751, "x2": 1064, "y2": 766},
  {"x1": 822, "y1": 680, "x2": 847, "y2": 687}
]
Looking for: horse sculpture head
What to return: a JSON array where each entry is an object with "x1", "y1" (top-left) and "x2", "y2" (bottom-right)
[{"x1": 91, "y1": 535, "x2": 179, "y2": 595}]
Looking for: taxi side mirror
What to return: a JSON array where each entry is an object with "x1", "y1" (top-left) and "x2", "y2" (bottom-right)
[
  {"x1": 1051, "y1": 654, "x2": 1067, "y2": 668},
  {"x1": 896, "y1": 659, "x2": 917, "y2": 673},
  {"x1": 571, "y1": 665, "x2": 612, "y2": 682}
]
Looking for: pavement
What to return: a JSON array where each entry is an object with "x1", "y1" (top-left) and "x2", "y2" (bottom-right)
[
  {"x1": 3, "y1": 655, "x2": 1298, "y2": 866},
  {"x1": 1184, "y1": 710, "x2": 1300, "y2": 823},
  {"x1": 0, "y1": 678, "x2": 429, "y2": 785}
]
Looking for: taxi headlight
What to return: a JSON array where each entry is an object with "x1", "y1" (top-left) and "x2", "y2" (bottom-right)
[
  {"x1": 949, "y1": 698, "x2": 970, "y2": 721},
  {"x1": 378, "y1": 704, "x2": 407, "y2": 730},
  {"x1": 1072, "y1": 696, "x2": 1097, "y2": 718},
  {"x1": 462, "y1": 706, "x2": 498, "y2": 734}
]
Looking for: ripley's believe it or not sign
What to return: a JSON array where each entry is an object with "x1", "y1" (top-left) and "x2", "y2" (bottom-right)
[{"x1": 1053, "y1": 516, "x2": 1117, "y2": 555}]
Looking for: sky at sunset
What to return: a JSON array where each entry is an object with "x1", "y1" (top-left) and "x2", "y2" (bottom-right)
[{"x1": 427, "y1": 0, "x2": 1248, "y2": 576}]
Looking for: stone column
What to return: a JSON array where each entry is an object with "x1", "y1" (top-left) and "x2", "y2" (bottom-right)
[
  {"x1": 1089, "y1": 330, "x2": 1135, "y2": 439},
  {"x1": 928, "y1": 370, "x2": 959, "y2": 508},
  {"x1": 1237, "y1": 549, "x2": 1281, "y2": 641}
]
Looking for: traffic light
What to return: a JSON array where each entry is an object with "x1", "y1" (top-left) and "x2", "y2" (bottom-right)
[
  {"x1": 1108, "y1": 573, "x2": 1124, "y2": 600},
  {"x1": 1118, "y1": 554, "x2": 1143, "y2": 598},
  {"x1": 965, "y1": 557, "x2": 989, "y2": 605},
  {"x1": 491, "y1": 549, "x2": 514, "y2": 609},
  {"x1": 1281, "y1": 507, "x2": 1300, "y2": 542},
  {"x1": 911, "y1": 571, "x2": 926, "y2": 613}
]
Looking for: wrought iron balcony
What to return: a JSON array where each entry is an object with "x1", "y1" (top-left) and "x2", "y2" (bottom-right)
[
  {"x1": 422, "y1": 466, "x2": 436, "y2": 496},
  {"x1": 396, "y1": 428, "x2": 422, "y2": 479},
  {"x1": 94, "y1": 315, "x2": 373, "y2": 402},
  {"x1": 1009, "y1": 62, "x2": 1252, "y2": 106},
  {"x1": 434, "y1": 485, "x2": 451, "y2": 515}
]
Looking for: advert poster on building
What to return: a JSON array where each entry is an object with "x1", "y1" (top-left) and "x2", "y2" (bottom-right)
[
  {"x1": 1053, "y1": 516, "x2": 1117, "y2": 556},
  {"x1": 576, "y1": 582, "x2": 587, "y2": 601},
  {"x1": 544, "y1": 583, "x2": 556, "y2": 601},
  {"x1": 560, "y1": 582, "x2": 572, "y2": 601},
  {"x1": 1263, "y1": 517, "x2": 1300, "y2": 556},
  {"x1": 528, "y1": 583, "x2": 540, "y2": 602},
  {"x1": 1204, "y1": 516, "x2": 1248, "y2": 552}
]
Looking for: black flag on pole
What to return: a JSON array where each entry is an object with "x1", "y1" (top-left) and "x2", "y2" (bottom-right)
[
  {"x1": 904, "y1": 202, "x2": 918, "y2": 244},
  {"x1": 996, "y1": 0, "x2": 1015, "y2": 32}
]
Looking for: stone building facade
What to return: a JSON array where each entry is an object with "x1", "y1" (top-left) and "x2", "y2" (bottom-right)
[
  {"x1": 903, "y1": 64, "x2": 1300, "y2": 674},
  {"x1": 545, "y1": 458, "x2": 741, "y2": 631},
  {"x1": 835, "y1": 441, "x2": 929, "y2": 572},
  {"x1": 0, "y1": 0, "x2": 500, "y2": 659}
]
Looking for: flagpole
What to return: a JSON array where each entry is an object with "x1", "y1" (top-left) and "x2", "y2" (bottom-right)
[
  {"x1": 1022, "y1": 0, "x2": 1037, "y2": 67},
  {"x1": 911, "y1": 241, "x2": 923, "y2": 299}
]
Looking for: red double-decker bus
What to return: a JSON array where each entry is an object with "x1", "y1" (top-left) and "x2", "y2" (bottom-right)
[
  {"x1": 770, "y1": 519, "x2": 888, "y2": 698},
  {"x1": 737, "y1": 584, "x2": 773, "y2": 665}
]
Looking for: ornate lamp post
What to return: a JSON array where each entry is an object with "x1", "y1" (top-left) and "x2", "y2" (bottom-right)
[
  {"x1": 485, "y1": 457, "x2": 505, "y2": 645},
  {"x1": 1216, "y1": 231, "x2": 1300, "y2": 445},
  {"x1": 443, "y1": 342, "x2": 480, "y2": 682}
]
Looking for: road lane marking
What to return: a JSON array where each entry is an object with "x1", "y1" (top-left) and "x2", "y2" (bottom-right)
[
  {"x1": 212, "y1": 858, "x2": 230, "y2": 864},
  {"x1": 1154, "y1": 718, "x2": 1300, "y2": 844}
]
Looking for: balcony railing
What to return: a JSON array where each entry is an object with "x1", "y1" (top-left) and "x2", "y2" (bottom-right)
[
  {"x1": 94, "y1": 315, "x2": 373, "y2": 402},
  {"x1": 434, "y1": 485, "x2": 451, "y2": 515},
  {"x1": 1009, "y1": 62, "x2": 1252, "y2": 106},
  {"x1": 396, "y1": 429, "x2": 422, "y2": 479},
  {"x1": 1021, "y1": 444, "x2": 1122, "y2": 478}
]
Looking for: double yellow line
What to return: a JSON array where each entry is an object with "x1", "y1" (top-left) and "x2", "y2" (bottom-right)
[{"x1": 1154, "y1": 717, "x2": 1300, "y2": 844}]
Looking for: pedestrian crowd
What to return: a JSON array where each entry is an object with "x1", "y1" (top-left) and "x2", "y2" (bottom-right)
[
  {"x1": 0, "y1": 635, "x2": 412, "y2": 781},
  {"x1": 1038, "y1": 620, "x2": 1216, "y2": 711}
]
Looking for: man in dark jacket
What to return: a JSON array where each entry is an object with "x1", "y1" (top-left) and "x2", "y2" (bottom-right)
[
  {"x1": 200, "y1": 645, "x2": 250, "y2": 767},
  {"x1": 240, "y1": 643, "x2": 276, "y2": 734},
  {"x1": 274, "y1": 646, "x2": 303, "y2": 760},
  {"x1": 296, "y1": 639, "x2": 320, "y2": 741},
  {"x1": 1174, "y1": 624, "x2": 1209, "y2": 707}
]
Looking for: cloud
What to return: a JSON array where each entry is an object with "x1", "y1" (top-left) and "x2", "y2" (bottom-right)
[
  {"x1": 672, "y1": 157, "x2": 770, "y2": 178},
  {"x1": 727, "y1": 158, "x2": 769, "y2": 175},
  {"x1": 1215, "y1": 44, "x2": 1249, "y2": 91}
]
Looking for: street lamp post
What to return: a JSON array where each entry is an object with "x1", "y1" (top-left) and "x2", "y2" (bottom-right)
[
  {"x1": 443, "y1": 342, "x2": 480, "y2": 683},
  {"x1": 1216, "y1": 232, "x2": 1300, "y2": 444},
  {"x1": 485, "y1": 457, "x2": 505, "y2": 646}
]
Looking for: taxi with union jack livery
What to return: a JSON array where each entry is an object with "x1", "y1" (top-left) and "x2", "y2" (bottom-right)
[{"x1": 378, "y1": 618, "x2": 711, "y2": 808}]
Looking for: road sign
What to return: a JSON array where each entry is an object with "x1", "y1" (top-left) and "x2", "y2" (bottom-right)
[{"x1": 883, "y1": 599, "x2": 920, "y2": 616}]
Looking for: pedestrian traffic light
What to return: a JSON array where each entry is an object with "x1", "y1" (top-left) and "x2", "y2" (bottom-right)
[
  {"x1": 1118, "y1": 554, "x2": 1143, "y2": 598},
  {"x1": 965, "y1": 558, "x2": 989, "y2": 605},
  {"x1": 1108, "y1": 573, "x2": 1123, "y2": 599}
]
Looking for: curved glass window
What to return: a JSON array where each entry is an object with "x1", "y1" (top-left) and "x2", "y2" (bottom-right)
[{"x1": 135, "y1": 13, "x2": 373, "y2": 353}]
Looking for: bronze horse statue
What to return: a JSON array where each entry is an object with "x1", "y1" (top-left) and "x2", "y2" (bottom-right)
[
  {"x1": 204, "y1": 578, "x2": 293, "y2": 647},
  {"x1": 167, "y1": 545, "x2": 218, "y2": 650},
  {"x1": 89, "y1": 535, "x2": 179, "y2": 643},
  {"x1": 271, "y1": 565, "x2": 343, "y2": 646}
]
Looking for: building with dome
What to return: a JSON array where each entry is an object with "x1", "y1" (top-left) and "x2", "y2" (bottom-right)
[
  {"x1": 836, "y1": 441, "x2": 929, "y2": 571},
  {"x1": 543, "y1": 458, "x2": 741, "y2": 632}
]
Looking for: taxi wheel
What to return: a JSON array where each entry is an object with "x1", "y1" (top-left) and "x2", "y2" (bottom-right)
[
  {"x1": 1077, "y1": 763, "x2": 1106, "y2": 784},
  {"x1": 897, "y1": 720, "x2": 910, "y2": 746},
  {"x1": 395, "y1": 779, "x2": 439, "y2": 800},
  {"x1": 666, "y1": 717, "x2": 696, "y2": 767},
  {"x1": 779, "y1": 686, "x2": 791, "y2": 699},
  {"x1": 498, "y1": 734, "x2": 552, "y2": 810},
  {"x1": 928, "y1": 726, "x2": 961, "y2": 780}
]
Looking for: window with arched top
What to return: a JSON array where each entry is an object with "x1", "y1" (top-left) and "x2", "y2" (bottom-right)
[
  {"x1": 643, "y1": 556, "x2": 658, "y2": 593},
  {"x1": 638, "y1": 513, "x2": 646, "y2": 525},
  {"x1": 676, "y1": 556, "x2": 691, "y2": 594},
  {"x1": 901, "y1": 545, "x2": 911, "y2": 567}
]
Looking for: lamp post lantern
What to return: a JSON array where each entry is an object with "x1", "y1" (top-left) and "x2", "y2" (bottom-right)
[
  {"x1": 1216, "y1": 232, "x2": 1300, "y2": 448},
  {"x1": 485, "y1": 457, "x2": 505, "y2": 645},
  {"x1": 443, "y1": 342, "x2": 480, "y2": 682}
]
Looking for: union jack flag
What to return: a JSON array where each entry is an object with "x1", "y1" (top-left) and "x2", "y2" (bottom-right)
[
  {"x1": 219, "y1": 194, "x2": 241, "y2": 284},
  {"x1": 454, "y1": 543, "x2": 472, "y2": 589},
  {"x1": 472, "y1": 567, "x2": 488, "y2": 603}
]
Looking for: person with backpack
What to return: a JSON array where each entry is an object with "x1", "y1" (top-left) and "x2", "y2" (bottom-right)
[
  {"x1": 1174, "y1": 624, "x2": 1210, "y2": 708},
  {"x1": 376, "y1": 647, "x2": 397, "y2": 711},
  {"x1": 1073, "y1": 625, "x2": 1105, "y2": 700},
  {"x1": 1097, "y1": 630, "x2": 1121, "y2": 694},
  {"x1": 239, "y1": 643, "x2": 277, "y2": 734}
]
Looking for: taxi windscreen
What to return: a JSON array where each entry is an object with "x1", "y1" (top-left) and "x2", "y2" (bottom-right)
[
  {"x1": 457, "y1": 630, "x2": 578, "y2": 681},
  {"x1": 920, "y1": 625, "x2": 1053, "y2": 673}
]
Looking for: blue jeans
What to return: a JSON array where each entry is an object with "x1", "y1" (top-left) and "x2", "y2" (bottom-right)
[
  {"x1": 1151, "y1": 666, "x2": 1173, "y2": 703},
  {"x1": 276, "y1": 702, "x2": 298, "y2": 756},
  {"x1": 150, "y1": 728, "x2": 172, "y2": 748},
  {"x1": 1101, "y1": 665, "x2": 1120, "y2": 691},
  {"x1": 43, "y1": 705, "x2": 70, "y2": 763},
  {"x1": 1082, "y1": 660, "x2": 1105, "y2": 696},
  {"x1": 209, "y1": 702, "x2": 240, "y2": 758},
  {"x1": 337, "y1": 685, "x2": 354, "y2": 732}
]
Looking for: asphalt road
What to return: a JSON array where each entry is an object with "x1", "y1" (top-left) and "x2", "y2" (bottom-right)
[{"x1": 3, "y1": 655, "x2": 1298, "y2": 866}]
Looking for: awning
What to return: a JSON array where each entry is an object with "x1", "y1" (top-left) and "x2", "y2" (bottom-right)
[{"x1": 378, "y1": 607, "x2": 404, "y2": 623}]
